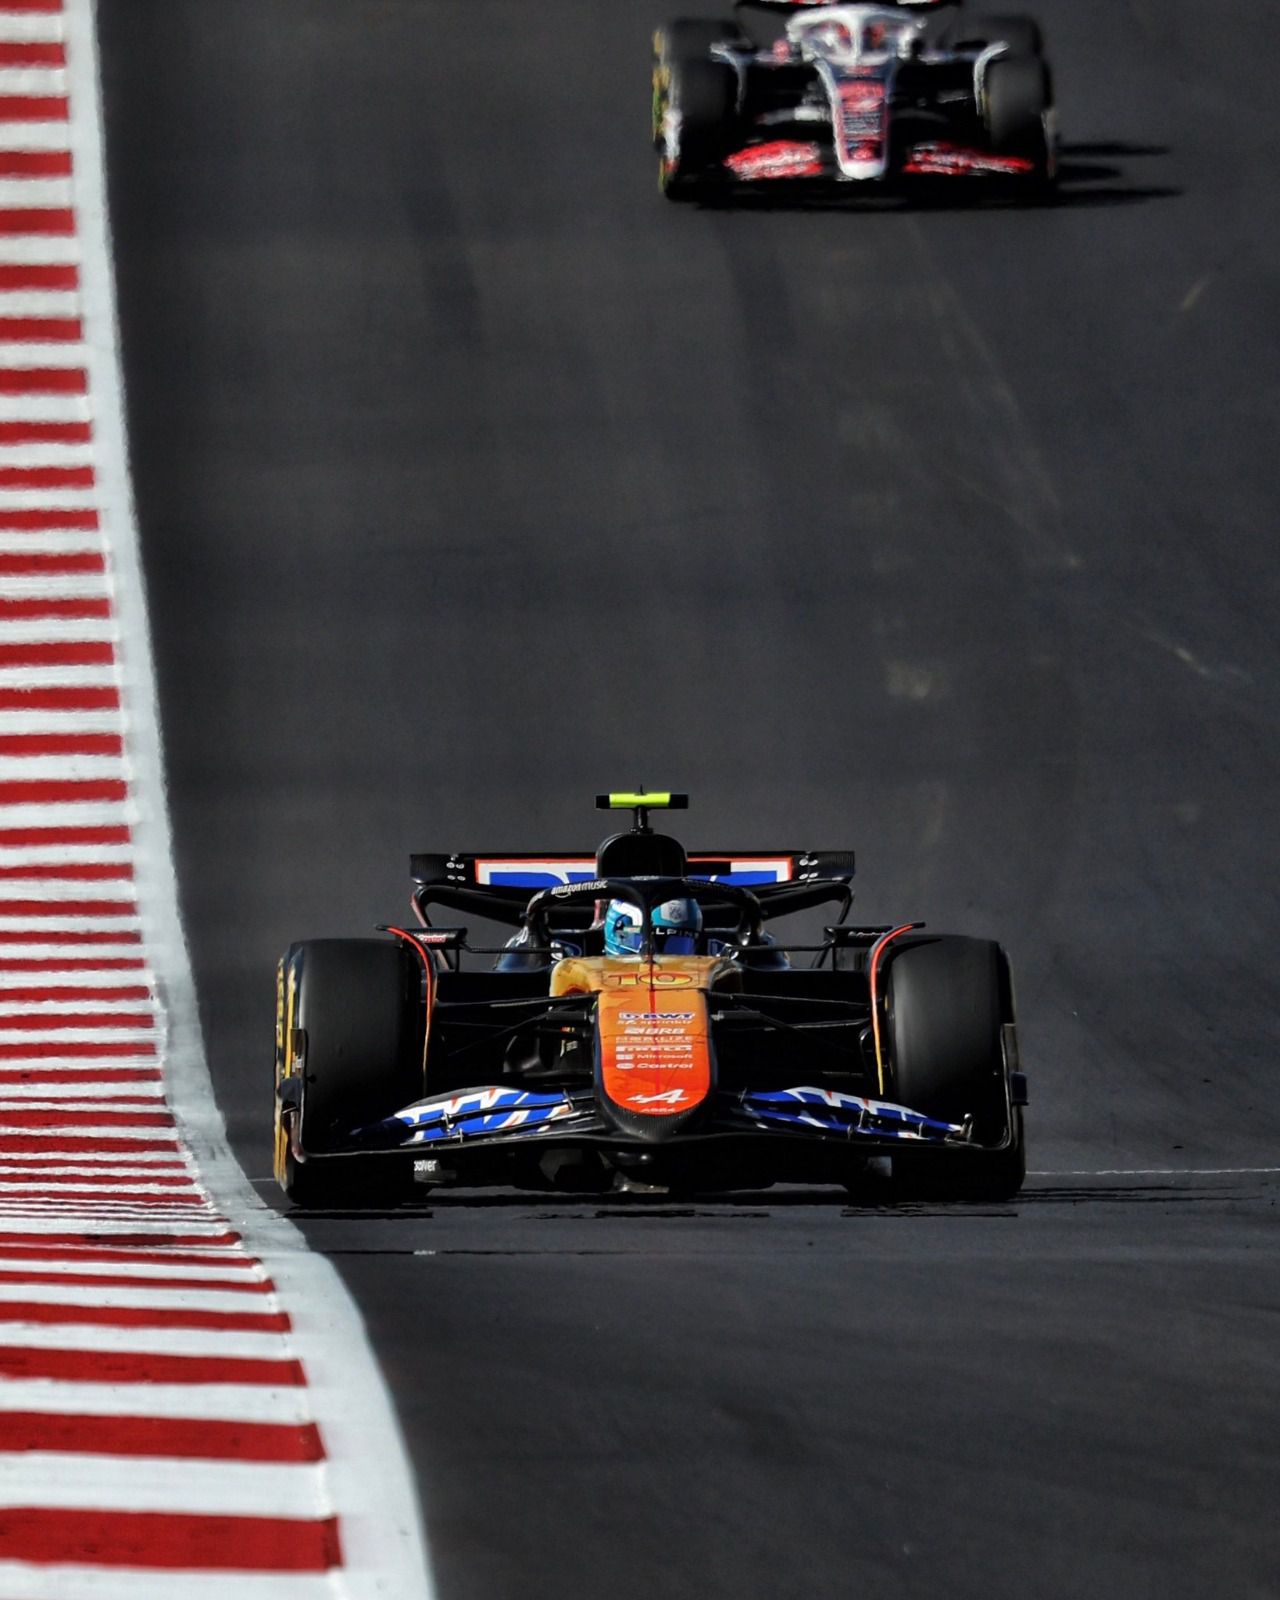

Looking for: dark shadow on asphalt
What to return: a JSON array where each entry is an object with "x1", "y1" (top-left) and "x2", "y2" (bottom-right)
[
  {"x1": 1060, "y1": 141, "x2": 1170, "y2": 158},
  {"x1": 289, "y1": 1177, "x2": 1243, "y2": 1227},
  {"x1": 700, "y1": 183, "x2": 1181, "y2": 213}
]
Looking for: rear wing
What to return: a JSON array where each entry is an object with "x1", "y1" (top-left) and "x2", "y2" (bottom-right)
[{"x1": 410, "y1": 851, "x2": 855, "y2": 889}]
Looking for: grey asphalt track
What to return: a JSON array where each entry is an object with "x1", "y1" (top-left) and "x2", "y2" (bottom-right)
[{"x1": 97, "y1": 2, "x2": 1280, "y2": 1596}]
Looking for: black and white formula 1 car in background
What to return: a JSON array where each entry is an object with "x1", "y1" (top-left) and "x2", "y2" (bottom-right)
[
  {"x1": 273, "y1": 793, "x2": 1028, "y2": 1206},
  {"x1": 652, "y1": 0, "x2": 1056, "y2": 199}
]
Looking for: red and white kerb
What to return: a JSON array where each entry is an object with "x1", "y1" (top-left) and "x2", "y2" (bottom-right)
[{"x1": 0, "y1": 3, "x2": 429, "y2": 1595}]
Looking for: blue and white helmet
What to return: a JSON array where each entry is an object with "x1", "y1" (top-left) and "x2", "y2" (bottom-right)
[{"x1": 603, "y1": 897, "x2": 703, "y2": 957}]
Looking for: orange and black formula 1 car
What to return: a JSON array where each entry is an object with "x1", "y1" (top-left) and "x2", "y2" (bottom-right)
[{"x1": 273, "y1": 794, "x2": 1027, "y2": 1205}]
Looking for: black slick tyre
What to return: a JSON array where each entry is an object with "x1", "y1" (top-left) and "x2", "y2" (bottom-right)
[
  {"x1": 275, "y1": 939, "x2": 424, "y2": 1208},
  {"x1": 982, "y1": 52, "x2": 1057, "y2": 193},
  {"x1": 884, "y1": 936, "x2": 1025, "y2": 1201},
  {"x1": 653, "y1": 19, "x2": 739, "y2": 199},
  {"x1": 964, "y1": 13, "x2": 1045, "y2": 56}
]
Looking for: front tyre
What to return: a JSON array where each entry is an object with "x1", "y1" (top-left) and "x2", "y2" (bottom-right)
[
  {"x1": 964, "y1": 13, "x2": 1045, "y2": 56},
  {"x1": 884, "y1": 936, "x2": 1026, "y2": 1201},
  {"x1": 982, "y1": 53, "x2": 1057, "y2": 195},
  {"x1": 653, "y1": 21, "x2": 738, "y2": 199},
  {"x1": 273, "y1": 939, "x2": 424, "y2": 1208}
]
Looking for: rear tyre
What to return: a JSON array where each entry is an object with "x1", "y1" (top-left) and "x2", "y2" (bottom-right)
[
  {"x1": 274, "y1": 939, "x2": 424, "y2": 1208},
  {"x1": 982, "y1": 52, "x2": 1057, "y2": 194},
  {"x1": 884, "y1": 936, "x2": 1025, "y2": 1201},
  {"x1": 653, "y1": 19, "x2": 740, "y2": 199}
]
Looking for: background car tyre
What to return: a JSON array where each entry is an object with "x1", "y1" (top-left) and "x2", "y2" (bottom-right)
[
  {"x1": 884, "y1": 935, "x2": 1026, "y2": 1201},
  {"x1": 653, "y1": 18, "x2": 740, "y2": 199},
  {"x1": 964, "y1": 13, "x2": 1045, "y2": 57},
  {"x1": 982, "y1": 52, "x2": 1057, "y2": 193},
  {"x1": 274, "y1": 938, "x2": 424, "y2": 1208}
]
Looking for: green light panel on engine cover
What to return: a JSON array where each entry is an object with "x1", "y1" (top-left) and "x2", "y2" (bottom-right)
[{"x1": 596, "y1": 791, "x2": 689, "y2": 809}]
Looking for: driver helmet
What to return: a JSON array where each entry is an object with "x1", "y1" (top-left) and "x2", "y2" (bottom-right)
[{"x1": 603, "y1": 897, "x2": 703, "y2": 957}]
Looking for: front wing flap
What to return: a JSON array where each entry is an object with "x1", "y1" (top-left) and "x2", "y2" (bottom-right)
[
  {"x1": 346, "y1": 1082, "x2": 969, "y2": 1152},
  {"x1": 362, "y1": 1085, "x2": 600, "y2": 1146},
  {"x1": 730, "y1": 1085, "x2": 965, "y2": 1141}
]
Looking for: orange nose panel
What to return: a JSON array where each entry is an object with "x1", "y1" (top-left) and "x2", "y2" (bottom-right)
[{"x1": 598, "y1": 977, "x2": 712, "y2": 1117}]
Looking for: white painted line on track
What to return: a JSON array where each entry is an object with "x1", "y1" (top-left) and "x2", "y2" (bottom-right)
[
  {"x1": 0, "y1": 572, "x2": 110, "y2": 596},
  {"x1": 0, "y1": 68, "x2": 67, "y2": 95},
  {"x1": 0, "y1": 1567, "x2": 342, "y2": 1600},
  {"x1": 0, "y1": 1381, "x2": 311, "y2": 1421},
  {"x1": 0, "y1": 1282, "x2": 249, "y2": 1310},
  {"x1": 0, "y1": 340, "x2": 84, "y2": 367},
  {"x1": 0, "y1": 917, "x2": 143, "y2": 932},
  {"x1": 0, "y1": 17, "x2": 65, "y2": 44},
  {"x1": 0, "y1": 1054, "x2": 155, "y2": 1069},
  {"x1": 0, "y1": 447, "x2": 95, "y2": 470},
  {"x1": 0, "y1": 1088, "x2": 163, "y2": 1103},
  {"x1": 1030, "y1": 1167, "x2": 1280, "y2": 1177},
  {"x1": 0, "y1": 876, "x2": 133, "y2": 898},
  {"x1": 0, "y1": 1454, "x2": 331, "y2": 1519},
  {"x1": 0, "y1": 949, "x2": 144, "y2": 965},
  {"x1": 0, "y1": 1323, "x2": 291, "y2": 1358},
  {"x1": 0, "y1": 337, "x2": 82, "y2": 363},
  {"x1": 0, "y1": 666, "x2": 118, "y2": 689},
  {"x1": 0, "y1": 1185, "x2": 199, "y2": 1200},
  {"x1": 0, "y1": 291, "x2": 79, "y2": 317},
  {"x1": 0, "y1": 489, "x2": 98, "y2": 511},
  {"x1": 0, "y1": 627, "x2": 118, "y2": 651},
  {"x1": 0, "y1": 532, "x2": 103, "y2": 556},
  {"x1": 0, "y1": 236, "x2": 79, "y2": 262},
  {"x1": 0, "y1": 1211, "x2": 231, "y2": 1234},
  {"x1": 0, "y1": 953, "x2": 147, "y2": 966},
  {"x1": 0, "y1": 392, "x2": 89, "y2": 419},
  {"x1": 0, "y1": 1263, "x2": 262, "y2": 1286},
  {"x1": 0, "y1": 179, "x2": 72, "y2": 207},
  {"x1": 0, "y1": 1090, "x2": 165, "y2": 1102},
  {"x1": 0, "y1": 1024, "x2": 156, "y2": 1042},
  {"x1": 0, "y1": 126, "x2": 73, "y2": 152},
  {"x1": 0, "y1": 1208, "x2": 219, "y2": 1223},
  {"x1": 0, "y1": 1455, "x2": 332, "y2": 1518},
  {"x1": 0, "y1": 844, "x2": 136, "y2": 863}
]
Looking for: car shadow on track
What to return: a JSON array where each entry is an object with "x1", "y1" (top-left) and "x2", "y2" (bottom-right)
[
  {"x1": 1062, "y1": 142, "x2": 1170, "y2": 158},
  {"x1": 284, "y1": 1179, "x2": 1228, "y2": 1224}
]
